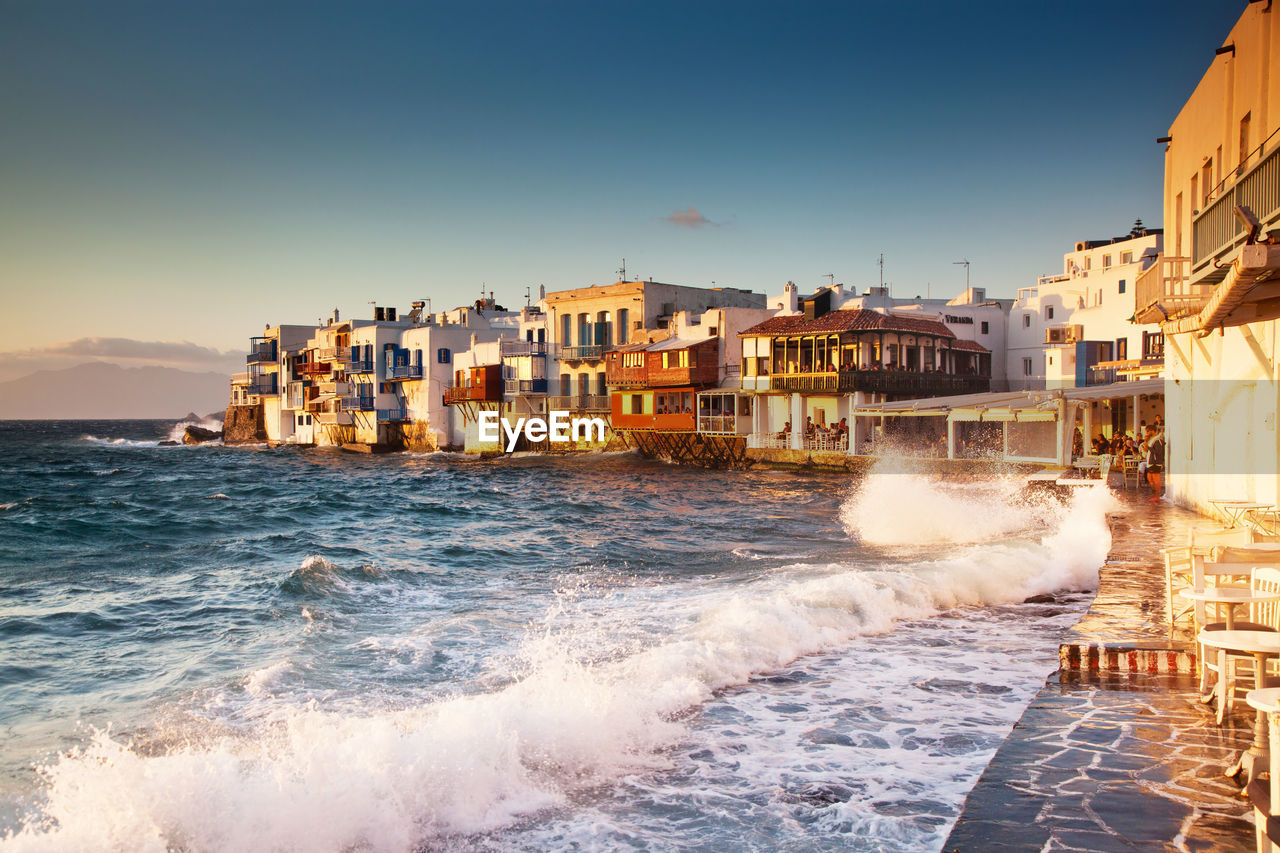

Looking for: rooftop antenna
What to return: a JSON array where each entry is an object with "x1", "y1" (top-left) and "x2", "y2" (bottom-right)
[
  {"x1": 823, "y1": 273, "x2": 835, "y2": 289},
  {"x1": 953, "y1": 259, "x2": 970, "y2": 291},
  {"x1": 525, "y1": 286, "x2": 531, "y2": 307},
  {"x1": 617, "y1": 258, "x2": 627, "y2": 281},
  {"x1": 877, "y1": 253, "x2": 886, "y2": 298}
]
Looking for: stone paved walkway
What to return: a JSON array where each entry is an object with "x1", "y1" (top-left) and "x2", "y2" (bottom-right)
[{"x1": 944, "y1": 494, "x2": 1259, "y2": 852}]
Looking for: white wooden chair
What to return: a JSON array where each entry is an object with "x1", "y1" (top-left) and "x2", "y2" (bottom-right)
[
  {"x1": 1209, "y1": 567, "x2": 1280, "y2": 723},
  {"x1": 1166, "y1": 527, "x2": 1259, "y2": 626}
]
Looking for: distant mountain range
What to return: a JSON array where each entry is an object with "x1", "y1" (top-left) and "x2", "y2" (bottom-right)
[{"x1": 0, "y1": 363, "x2": 231, "y2": 419}]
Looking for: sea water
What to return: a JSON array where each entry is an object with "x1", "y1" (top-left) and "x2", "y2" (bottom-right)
[{"x1": 0, "y1": 420, "x2": 1110, "y2": 851}]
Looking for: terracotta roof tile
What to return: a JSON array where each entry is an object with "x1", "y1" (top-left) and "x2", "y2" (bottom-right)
[
  {"x1": 740, "y1": 309, "x2": 957, "y2": 339},
  {"x1": 949, "y1": 338, "x2": 989, "y2": 353}
]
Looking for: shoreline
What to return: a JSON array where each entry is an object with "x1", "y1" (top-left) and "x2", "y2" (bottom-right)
[{"x1": 944, "y1": 493, "x2": 1254, "y2": 851}]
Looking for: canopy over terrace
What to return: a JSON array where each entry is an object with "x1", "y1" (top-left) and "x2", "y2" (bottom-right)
[{"x1": 849, "y1": 378, "x2": 1165, "y2": 465}]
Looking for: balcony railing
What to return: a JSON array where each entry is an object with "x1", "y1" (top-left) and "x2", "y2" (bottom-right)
[
  {"x1": 298, "y1": 361, "x2": 331, "y2": 375},
  {"x1": 317, "y1": 346, "x2": 341, "y2": 362},
  {"x1": 339, "y1": 395, "x2": 375, "y2": 411},
  {"x1": 546, "y1": 395, "x2": 610, "y2": 412},
  {"x1": 748, "y1": 370, "x2": 989, "y2": 398},
  {"x1": 443, "y1": 385, "x2": 500, "y2": 404},
  {"x1": 344, "y1": 359, "x2": 375, "y2": 374},
  {"x1": 387, "y1": 364, "x2": 423, "y2": 380},
  {"x1": 316, "y1": 380, "x2": 353, "y2": 398},
  {"x1": 505, "y1": 378, "x2": 549, "y2": 395},
  {"x1": 747, "y1": 432, "x2": 847, "y2": 452},
  {"x1": 377, "y1": 406, "x2": 409, "y2": 423},
  {"x1": 1193, "y1": 142, "x2": 1280, "y2": 281},
  {"x1": 246, "y1": 344, "x2": 276, "y2": 364},
  {"x1": 501, "y1": 340, "x2": 549, "y2": 357},
  {"x1": 559, "y1": 345, "x2": 604, "y2": 361},
  {"x1": 1133, "y1": 255, "x2": 1201, "y2": 323}
]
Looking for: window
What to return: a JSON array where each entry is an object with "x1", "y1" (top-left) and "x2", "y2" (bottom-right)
[
  {"x1": 1045, "y1": 306, "x2": 1054, "y2": 321},
  {"x1": 617, "y1": 309, "x2": 629, "y2": 345},
  {"x1": 1190, "y1": 174, "x2": 1198, "y2": 213},
  {"x1": 1202, "y1": 160, "x2": 1213, "y2": 206},
  {"x1": 1116, "y1": 339, "x2": 1128, "y2": 360},
  {"x1": 980, "y1": 321, "x2": 989, "y2": 335},
  {"x1": 437, "y1": 348, "x2": 451, "y2": 363},
  {"x1": 1118, "y1": 279, "x2": 1126, "y2": 294},
  {"x1": 1082, "y1": 256, "x2": 1091, "y2": 271},
  {"x1": 629, "y1": 394, "x2": 643, "y2": 414},
  {"x1": 1023, "y1": 314, "x2": 1031, "y2": 328},
  {"x1": 596, "y1": 373, "x2": 607, "y2": 396},
  {"x1": 1240, "y1": 112, "x2": 1252, "y2": 168},
  {"x1": 1103, "y1": 255, "x2": 1112, "y2": 268},
  {"x1": 1023, "y1": 357, "x2": 1033, "y2": 376},
  {"x1": 1175, "y1": 192, "x2": 1184, "y2": 256},
  {"x1": 561, "y1": 314, "x2": 572, "y2": 345},
  {"x1": 1097, "y1": 290, "x2": 1103, "y2": 306},
  {"x1": 708, "y1": 326, "x2": 718, "y2": 336},
  {"x1": 1120, "y1": 252, "x2": 1132, "y2": 265}
]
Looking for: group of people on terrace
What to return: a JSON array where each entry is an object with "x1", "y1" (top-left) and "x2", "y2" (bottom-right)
[
  {"x1": 1077, "y1": 416, "x2": 1167, "y2": 497},
  {"x1": 774, "y1": 416, "x2": 849, "y2": 447}
]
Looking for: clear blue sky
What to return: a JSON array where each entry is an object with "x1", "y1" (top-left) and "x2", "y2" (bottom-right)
[{"x1": 0, "y1": 0, "x2": 1245, "y2": 376}]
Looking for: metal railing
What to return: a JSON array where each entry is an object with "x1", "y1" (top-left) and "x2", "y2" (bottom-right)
[
  {"x1": 1193, "y1": 142, "x2": 1280, "y2": 278},
  {"x1": 339, "y1": 395, "x2": 374, "y2": 411},
  {"x1": 346, "y1": 359, "x2": 375, "y2": 374},
  {"x1": 387, "y1": 364, "x2": 423, "y2": 380},
  {"x1": 246, "y1": 344, "x2": 276, "y2": 364},
  {"x1": 500, "y1": 340, "x2": 549, "y2": 357},
  {"x1": 546, "y1": 394, "x2": 610, "y2": 412},
  {"x1": 504, "y1": 378, "x2": 548, "y2": 395},
  {"x1": 559, "y1": 345, "x2": 604, "y2": 361},
  {"x1": 377, "y1": 406, "x2": 409, "y2": 423}
]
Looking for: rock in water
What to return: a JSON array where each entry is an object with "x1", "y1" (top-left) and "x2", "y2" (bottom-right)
[{"x1": 183, "y1": 425, "x2": 222, "y2": 445}]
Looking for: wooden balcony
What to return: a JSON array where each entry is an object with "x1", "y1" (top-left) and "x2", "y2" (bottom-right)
[
  {"x1": 758, "y1": 370, "x2": 988, "y2": 398},
  {"x1": 298, "y1": 361, "x2": 331, "y2": 375},
  {"x1": 1133, "y1": 255, "x2": 1205, "y2": 323},
  {"x1": 444, "y1": 383, "x2": 501, "y2": 404}
]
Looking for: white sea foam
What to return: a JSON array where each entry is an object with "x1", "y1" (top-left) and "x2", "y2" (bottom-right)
[
  {"x1": 81, "y1": 435, "x2": 157, "y2": 448},
  {"x1": 244, "y1": 660, "x2": 295, "y2": 699},
  {"x1": 165, "y1": 417, "x2": 224, "y2": 444},
  {"x1": 841, "y1": 459, "x2": 1066, "y2": 547},
  {"x1": 207, "y1": 493, "x2": 229, "y2": 500},
  {"x1": 0, "y1": 470, "x2": 1109, "y2": 852}
]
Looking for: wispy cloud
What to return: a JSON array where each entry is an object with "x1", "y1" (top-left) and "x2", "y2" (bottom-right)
[
  {"x1": 0, "y1": 338, "x2": 243, "y2": 383},
  {"x1": 665, "y1": 207, "x2": 716, "y2": 228}
]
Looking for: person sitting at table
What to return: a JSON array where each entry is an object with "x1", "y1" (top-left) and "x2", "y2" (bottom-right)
[
  {"x1": 805, "y1": 417, "x2": 815, "y2": 438},
  {"x1": 777, "y1": 421, "x2": 791, "y2": 440}
]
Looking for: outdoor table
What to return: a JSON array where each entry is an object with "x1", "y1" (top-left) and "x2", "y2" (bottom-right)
[
  {"x1": 1182, "y1": 588, "x2": 1280, "y2": 630},
  {"x1": 1247, "y1": 687, "x2": 1280, "y2": 786},
  {"x1": 1248, "y1": 507, "x2": 1280, "y2": 536},
  {"x1": 1199, "y1": 629, "x2": 1280, "y2": 780},
  {"x1": 1221, "y1": 503, "x2": 1273, "y2": 529}
]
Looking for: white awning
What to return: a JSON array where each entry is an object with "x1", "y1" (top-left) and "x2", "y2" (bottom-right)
[{"x1": 851, "y1": 378, "x2": 1165, "y2": 419}]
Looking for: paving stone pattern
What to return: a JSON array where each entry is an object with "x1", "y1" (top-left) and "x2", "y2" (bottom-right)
[
  {"x1": 944, "y1": 673, "x2": 1253, "y2": 852},
  {"x1": 945, "y1": 495, "x2": 1260, "y2": 852}
]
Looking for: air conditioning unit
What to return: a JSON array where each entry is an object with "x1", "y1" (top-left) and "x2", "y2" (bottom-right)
[
  {"x1": 1044, "y1": 327, "x2": 1068, "y2": 344},
  {"x1": 1066, "y1": 324, "x2": 1085, "y2": 342}
]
